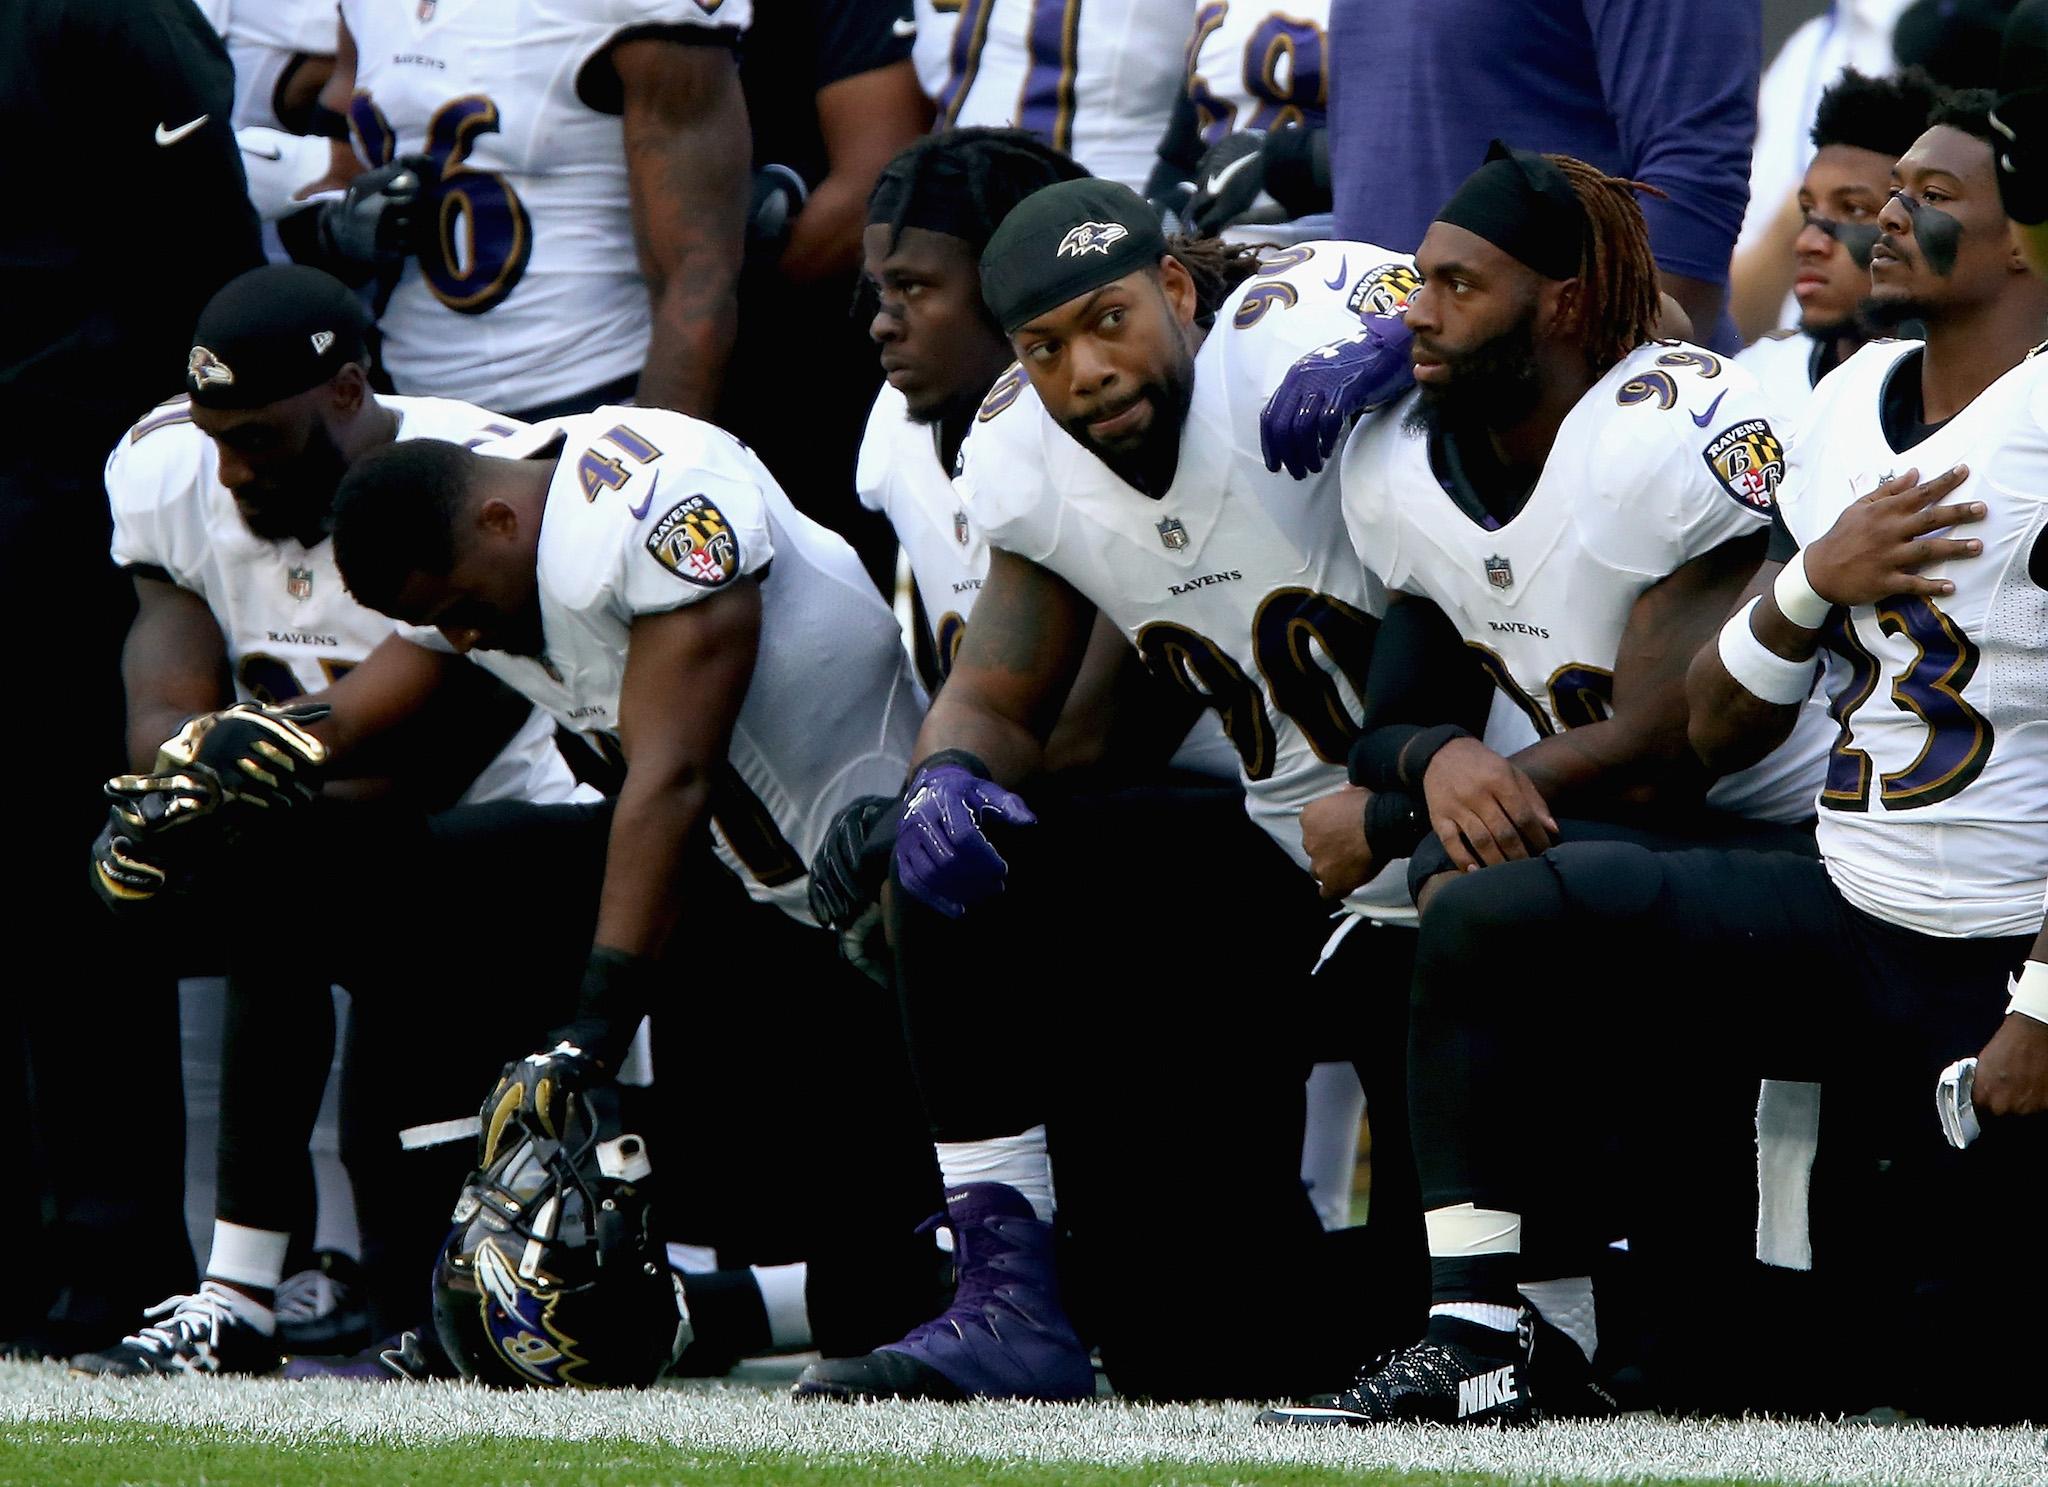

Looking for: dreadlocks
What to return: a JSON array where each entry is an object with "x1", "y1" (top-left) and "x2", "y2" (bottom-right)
[
  {"x1": 1547, "y1": 154, "x2": 1666, "y2": 377},
  {"x1": 1164, "y1": 233, "x2": 1267, "y2": 323},
  {"x1": 869, "y1": 128, "x2": 1088, "y2": 257}
]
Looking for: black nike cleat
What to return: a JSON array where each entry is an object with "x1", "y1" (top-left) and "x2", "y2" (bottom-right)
[
  {"x1": 1245, "y1": 1319, "x2": 1564, "y2": 1433},
  {"x1": 69, "y1": 1283, "x2": 281, "y2": 1379}
]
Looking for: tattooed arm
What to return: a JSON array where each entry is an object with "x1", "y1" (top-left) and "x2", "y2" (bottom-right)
[{"x1": 614, "y1": 36, "x2": 749, "y2": 417}]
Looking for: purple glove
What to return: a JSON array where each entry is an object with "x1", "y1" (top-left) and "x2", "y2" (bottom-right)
[
  {"x1": 894, "y1": 761, "x2": 1037, "y2": 918},
  {"x1": 1259, "y1": 313, "x2": 1416, "y2": 479}
]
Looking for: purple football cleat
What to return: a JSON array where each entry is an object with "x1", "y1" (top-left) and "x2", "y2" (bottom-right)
[{"x1": 793, "y1": 1183, "x2": 1094, "y2": 1402}]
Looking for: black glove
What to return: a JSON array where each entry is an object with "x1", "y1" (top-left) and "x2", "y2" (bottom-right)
[
  {"x1": 156, "y1": 701, "x2": 331, "y2": 812},
  {"x1": 806, "y1": 794, "x2": 897, "y2": 930},
  {"x1": 745, "y1": 164, "x2": 808, "y2": 273},
  {"x1": 1142, "y1": 153, "x2": 1196, "y2": 233},
  {"x1": 88, "y1": 766, "x2": 228, "y2": 911},
  {"x1": 316, "y1": 154, "x2": 437, "y2": 268},
  {"x1": 479, "y1": 1039, "x2": 606, "y2": 1166},
  {"x1": 1185, "y1": 131, "x2": 1271, "y2": 236}
]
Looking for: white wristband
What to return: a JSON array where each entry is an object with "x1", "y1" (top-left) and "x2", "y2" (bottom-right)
[
  {"x1": 2007, "y1": 960, "x2": 2048, "y2": 1025},
  {"x1": 1716, "y1": 598, "x2": 1819, "y2": 705},
  {"x1": 1773, "y1": 550, "x2": 1834, "y2": 631}
]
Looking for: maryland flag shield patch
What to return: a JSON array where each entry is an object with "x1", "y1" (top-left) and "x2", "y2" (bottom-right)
[
  {"x1": 1347, "y1": 262, "x2": 1422, "y2": 318},
  {"x1": 1702, "y1": 420, "x2": 1784, "y2": 511},
  {"x1": 646, "y1": 495, "x2": 740, "y2": 587}
]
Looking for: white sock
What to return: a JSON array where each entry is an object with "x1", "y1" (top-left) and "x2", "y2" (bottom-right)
[
  {"x1": 1431, "y1": 1301, "x2": 1519, "y2": 1333},
  {"x1": 1520, "y1": 1275, "x2": 1597, "y2": 1362},
  {"x1": 206, "y1": 1220, "x2": 289, "y2": 1294},
  {"x1": 1300, "y1": 1062, "x2": 1366, "y2": 1231},
  {"x1": 750, "y1": 1262, "x2": 811, "y2": 1351},
  {"x1": 934, "y1": 1126, "x2": 1055, "y2": 1223}
]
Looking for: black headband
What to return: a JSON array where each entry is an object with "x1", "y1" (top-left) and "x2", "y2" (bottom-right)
[
  {"x1": 187, "y1": 264, "x2": 370, "y2": 411},
  {"x1": 1435, "y1": 140, "x2": 1588, "y2": 282},
  {"x1": 868, "y1": 159, "x2": 1001, "y2": 247},
  {"x1": 979, "y1": 177, "x2": 1168, "y2": 333}
]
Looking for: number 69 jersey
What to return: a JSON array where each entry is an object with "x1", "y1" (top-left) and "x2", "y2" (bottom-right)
[
  {"x1": 342, "y1": 0, "x2": 748, "y2": 414},
  {"x1": 1780, "y1": 340, "x2": 2048, "y2": 939},
  {"x1": 958, "y1": 242, "x2": 1413, "y2": 912},
  {"x1": 413, "y1": 407, "x2": 924, "y2": 923},
  {"x1": 1341, "y1": 341, "x2": 1833, "y2": 828},
  {"x1": 105, "y1": 395, "x2": 581, "y2": 808}
]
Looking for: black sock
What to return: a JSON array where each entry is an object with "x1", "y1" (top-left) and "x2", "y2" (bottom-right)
[
  {"x1": 674, "y1": 1269, "x2": 769, "y2": 1370},
  {"x1": 1429, "y1": 1254, "x2": 1521, "y2": 1308}
]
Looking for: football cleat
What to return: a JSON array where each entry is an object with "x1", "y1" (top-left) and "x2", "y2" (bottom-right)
[
  {"x1": 69, "y1": 1282, "x2": 280, "y2": 1378},
  {"x1": 1257, "y1": 1307, "x2": 1617, "y2": 1428},
  {"x1": 280, "y1": 1328, "x2": 458, "y2": 1382},
  {"x1": 793, "y1": 1183, "x2": 1094, "y2": 1403},
  {"x1": 275, "y1": 1251, "x2": 370, "y2": 1357}
]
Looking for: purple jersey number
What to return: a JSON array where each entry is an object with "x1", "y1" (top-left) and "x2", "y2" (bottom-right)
[{"x1": 1819, "y1": 595, "x2": 1995, "y2": 812}]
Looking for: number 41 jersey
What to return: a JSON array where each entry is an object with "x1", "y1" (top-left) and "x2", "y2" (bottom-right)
[
  {"x1": 343, "y1": 0, "x2": 749, "y2": 414},
  {"x1": 1780, "y1": 340, "x2": 2048, "y2": 938},
  {"x1": 959, "y1": 242, "x2": 1413, "y2": 911}
]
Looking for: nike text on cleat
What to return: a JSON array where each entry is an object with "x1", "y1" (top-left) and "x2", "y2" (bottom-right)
[{"x1": 156, "y1": 115, "x2": 209, "y2": 146}]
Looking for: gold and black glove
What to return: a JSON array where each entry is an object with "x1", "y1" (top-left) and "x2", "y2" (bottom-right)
[
  {"x1": 89, "y1": 766, "x2": 226, "y2": 910},
  {"x1": 157, "y1": 701, "x2": 331, "y2": 811}
]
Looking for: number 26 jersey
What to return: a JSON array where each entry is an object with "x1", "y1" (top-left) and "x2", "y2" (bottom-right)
[
  {"x1": 1780, "y1": 340, "x2": 2048, "y2": 938},
  {"x1": 343, "y1": 0, "x2": 748, "y2": 414}
]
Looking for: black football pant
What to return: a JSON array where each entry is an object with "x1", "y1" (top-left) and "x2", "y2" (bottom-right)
[
  {"x1": 3, "y1": 471, "x2": 189, "y2": 1355},
  {"x1": 217, "y1": 797, "x2": 943, "y2": 1352},
  {"x1": 888, "y1": 780, "x2": 1425, "y2": 1399},
  {"x1": 1409, "y1": 838, "x2": 2047, "y2": 1421}
]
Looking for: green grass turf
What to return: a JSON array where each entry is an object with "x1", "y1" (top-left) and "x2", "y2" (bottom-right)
[{"x1": 0, "y1": 1421, "x2": 1548, "y2": 1487}]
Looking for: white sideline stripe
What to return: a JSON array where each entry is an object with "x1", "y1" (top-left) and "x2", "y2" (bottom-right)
[
  {"x1": 2, "y1": 1360, "x2": 2038, "y2": 1484},
  {"x1": 398, "y1": 1116, "x2": 480, "y2": 1150}
]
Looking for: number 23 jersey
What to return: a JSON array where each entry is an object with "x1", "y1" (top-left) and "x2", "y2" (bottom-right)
[
  {"x1": 343, "y1": 0, "x2": 748, "y2": 413},
  {"x1": 1780, "y1": 340, "x2": 2048, "y2": 938}
]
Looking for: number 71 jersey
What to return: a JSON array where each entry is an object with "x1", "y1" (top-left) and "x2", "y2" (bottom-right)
[
  {"x1": 343, "y1": 0, "x2": 748, "y2": 414},
  {"x1": 1780, "y1": 339, "x2": 2048, "y2": 938}
]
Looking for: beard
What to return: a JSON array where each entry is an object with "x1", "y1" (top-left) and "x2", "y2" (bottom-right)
[
  {"x1": 1858, "y1": 290, "x2": 1935, "y2": 334},
  {"x1": 1401, "y1": 312, "x2": 1542, "y2": 439},
  {"x1": 236, "y1": 423, "x2": 350, "y2": 543},
  {"x1": 1060, "y1": 361, "x2": 1196, "y2": 496}
]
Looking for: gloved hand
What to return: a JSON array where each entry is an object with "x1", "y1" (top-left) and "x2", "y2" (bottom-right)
[
  {"x1": 1185, "y1": 131, "x2": 1275, "y2": 237},
  {"x1": 316, "y1": 154, "x2": 437, "y2": 267},
  {"x1": 807, "y1": 794, "x2": 896, "y2": 930},
  {"x1": 745, "y1": 164, "x2": 808, "y2": 272},
  {"x1": 155, "y1": 701, "x2": 331, "y2": 811},
  {"x1": 236, "y1": 126, "x2": 338, "y2": 222},
  {"x1": 88, "y1": 766, "x2": 228, "y2": 911},
  {"x1": 1142, "y1": 153, "x2": 1196, "y2": 234},
  {"x1": 893, "y1": 756, "x2": 1036, "y2": 918},
  {"x1": 480, "y1": 1040, "x2": 606, "y2": 1165},
  {"x1": 1259, "y1": 314, "x2": 1415, "y2": 479}
]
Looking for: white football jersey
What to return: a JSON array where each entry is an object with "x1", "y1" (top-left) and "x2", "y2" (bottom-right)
[
  {"x1": 1184, "y1": 0, "x2": 1329, "y2": 150},
  {"x1": 1734, "y1": 331, "x2": 1826, "y2": 429},
  {"x1": 417, "y1": 407, "x2": 923, "y2": 921},
  {"x1": 228, "y1": 0, "x2": 341, "y2": 130},
  {"x1": 1342, "y1": 341, "x2": 1832, "y2": 826},
  {"x1": 912, "y1": 0, "x2": 956, "y2": 97},
  {"x1": 1779, "y1": 340, "x2": 2048, "y2": 938},
  {"x1": 857, "y1": 381, "x2": 1237, "y2": 777},
  {"x1": 931, "y1": 0, "x2": 1191, "y2": 191},
  {"x1": 342, "y1": 0, "x2": 748, "y2": 412},
  {"x1": 960, "y1": 241, "x2": 1426, "y2": 912},
  {"x1": 105, "y1": 395, "x2": 580, "y2": 807}
]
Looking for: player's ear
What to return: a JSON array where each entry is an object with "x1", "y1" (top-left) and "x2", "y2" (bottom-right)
[
  {"x1": 476, "y1": 495, "x2": 520, "y2": 540},
  {"x1": 1156, "y1": 255, "x2": 1198, "y2": 326},
  {"x1": 1543, "y1": 277, "x2": 1584, "y2": 341},
  {"x1": 327, "y1": 363, "x2": 370, "y2": 417}
]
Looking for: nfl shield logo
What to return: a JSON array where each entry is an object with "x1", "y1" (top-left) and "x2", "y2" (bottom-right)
[
  {"x1": 953, "y1": 509, "x2": 970, "y2": 546},
  {"x1": 1156, "y1": 517, "x2": 1189, "y2": 551},
  {"x1": 286, "y1": 566, "x2": 314, "y2": 600},
  {"x1": 1484, "y1": 554, "x2": 1513, "y2": 591}
]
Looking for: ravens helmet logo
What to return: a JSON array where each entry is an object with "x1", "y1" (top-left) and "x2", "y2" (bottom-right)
[
  {"x1": 1057, "y1": 222, "x2": 1130, "y2": 258},
  {"x1": 187, "y1": 345, "x2": 234, "y2": 390}
]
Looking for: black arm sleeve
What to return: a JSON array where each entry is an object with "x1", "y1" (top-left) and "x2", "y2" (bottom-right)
[
  {"x1": 1152, "y1": 89, "x2": 1205, "y2": 181},
  {"x1": 817, "y1": 0, "x2": 916, "y2": 89},
  {"x1": 1356, "y1": 596, "x2": 1492, "y2": 735},
  {"x1": 1765, "y1": 503, "x2": 1798, "y2": 565}
]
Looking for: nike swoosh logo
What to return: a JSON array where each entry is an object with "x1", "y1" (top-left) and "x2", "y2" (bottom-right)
[
  {"x1": 156, "y1": 115, "x2": 209, "y2": 147},
  {"x1": 627, "y1": 471, "x2": 661, "y2": 521},
  {"x1": 1204, "y1": 150, "x2": 1260, "y2": 197},
  {"x1": 1323, "y1": 257, "x2": 1348, "y2": 291},
  {"x1": 240, "y1": 141, "x2": 284, "y2": 162},
  {"x1": 1691, "y1": 389, "x2": 1728, "y2": 427},
  {"x1": 892, "y1": 15, "x2": 916, "y2": 35}
]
